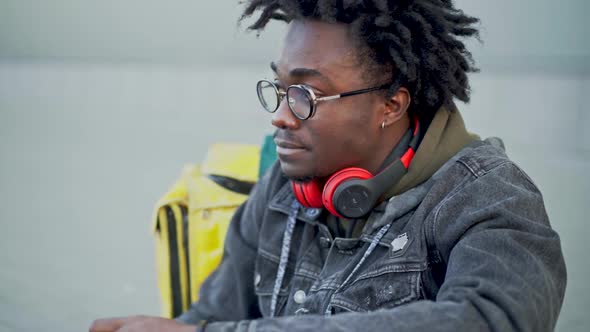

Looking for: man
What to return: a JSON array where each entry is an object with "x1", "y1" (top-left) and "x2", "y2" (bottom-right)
[{"x1": 90, "y1": 1, "x2": 566, "y2": 331}]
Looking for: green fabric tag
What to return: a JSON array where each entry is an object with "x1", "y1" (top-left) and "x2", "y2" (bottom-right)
[{"x1": 258, "y1": 134, "x2": 277, "y2": 178}]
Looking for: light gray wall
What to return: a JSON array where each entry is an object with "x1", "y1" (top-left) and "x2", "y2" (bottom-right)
[
  {"x1": 1, "y1": 0, "x2": 588, "y2": 70},
  {"x1": 0, "y1": 1, "x2": 588, "y2": 332},
  {"x1": 0, "y1": 0, "x2": 285, "y2": 64}
]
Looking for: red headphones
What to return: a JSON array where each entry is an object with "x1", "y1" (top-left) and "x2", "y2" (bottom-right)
[{"x1": 292, "y1": 118, "x2": 422, "y2": 219}]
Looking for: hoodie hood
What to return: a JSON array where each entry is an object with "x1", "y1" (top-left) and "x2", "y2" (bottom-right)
[{"x1": 385, "y1": 106, "x2": 479, "y2": 198}]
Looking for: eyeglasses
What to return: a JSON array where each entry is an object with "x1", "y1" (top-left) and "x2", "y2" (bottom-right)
[{"x1": 256, "y1": 79, "x2": 390, "y2": 120}]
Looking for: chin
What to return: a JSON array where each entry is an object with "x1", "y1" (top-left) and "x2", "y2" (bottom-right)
[{"x1": 279, "y1": 162, "x2": 317, "y2": 183}]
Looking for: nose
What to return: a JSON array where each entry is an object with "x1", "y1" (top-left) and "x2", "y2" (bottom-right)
[{"x1": 271, "y1": 98, "x2": 301, "y2": 130}]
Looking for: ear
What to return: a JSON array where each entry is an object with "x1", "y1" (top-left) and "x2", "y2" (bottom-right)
[{"x1": 382, "y1": 87, "x2": 411, "y2": 126}]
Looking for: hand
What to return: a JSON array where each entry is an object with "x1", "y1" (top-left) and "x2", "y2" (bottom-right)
[
  {"x1": 89, "y1": 315, "x2": 197, "y2": 332},
  {"x1": 89, "y1": 316, "x2": 140, "y2": 332}
]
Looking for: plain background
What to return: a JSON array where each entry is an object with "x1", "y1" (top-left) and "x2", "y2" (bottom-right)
[{"x1": 0, "y1": 1, "x2": 588, "y2": 331}]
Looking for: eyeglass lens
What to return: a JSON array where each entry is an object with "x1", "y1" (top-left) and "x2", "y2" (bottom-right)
[
  {"x1": 257, "y1": 80, "x2": 279, "y2": 112},
  {"x1": 286, "y1": 86, "x2": 311, "y2": 119},
  {"x1": 256, "y1": 80, "x2": 312, "y2": 120}
]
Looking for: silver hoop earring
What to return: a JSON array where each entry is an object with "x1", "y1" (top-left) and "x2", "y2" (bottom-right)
[{"x1": 381, "y1": 121, "x2": 385, "y2": 129}]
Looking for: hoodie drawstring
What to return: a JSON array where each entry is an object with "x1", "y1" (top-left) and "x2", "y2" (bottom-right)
[
  {"x1": 270, "y1": 199, "x2": 300, "y2": 317},
  {"x1": 324, "y1": 223, "x2": 392, "y2": 315}
]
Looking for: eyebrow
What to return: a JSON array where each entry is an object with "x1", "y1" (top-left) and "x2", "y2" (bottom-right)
[{"x1": 270, "y1": 61, "x2": 331, "y2": 85}]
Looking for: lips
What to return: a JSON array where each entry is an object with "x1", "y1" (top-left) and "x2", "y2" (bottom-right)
[
  {"x1": 274, "y1": 138, "x2": 307, "y2": 160},
  {"x1": 274, "y1": 139, "x2": 306, "y2": 150}
]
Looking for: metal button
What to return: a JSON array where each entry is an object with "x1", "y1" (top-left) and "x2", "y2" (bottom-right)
[
  {"x1": 305, "y1": 208, "x2": 321, "y2": 218},
  {"x1": 294, "y1": 290, "x2": 306, "y2": 304},
  {"x1": 319, "y1": 236, "x2": 331, "y2": 248},
  {"x1": 254, "y1": 273, "x2": 261, "y2": 287}
]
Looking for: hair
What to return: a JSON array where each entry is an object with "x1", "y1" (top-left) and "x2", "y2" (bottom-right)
[{"x1": 240, "y1": 0, "x2": 480, "y2": 122}]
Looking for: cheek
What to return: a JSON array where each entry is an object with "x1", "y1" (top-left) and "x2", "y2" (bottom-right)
[{"x1": 308, "y1": 112, "x2": 378, "y2": 172}]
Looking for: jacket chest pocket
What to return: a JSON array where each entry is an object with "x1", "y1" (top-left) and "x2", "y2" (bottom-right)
[
  {"x1": 329, "y1": 261, "x2": 426, "y2": 313},
  {"x1": 253, "y1": 251, "x2": 290, "y2": 317}
]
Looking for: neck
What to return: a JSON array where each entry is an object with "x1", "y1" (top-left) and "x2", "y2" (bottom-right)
[{"x1": 366, "y1": 114, "x2": 411, "y2": 175}]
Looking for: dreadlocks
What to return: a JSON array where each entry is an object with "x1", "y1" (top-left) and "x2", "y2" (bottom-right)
[{"x1": 240, "y1": 0, "x2": 480, "y2": 122}]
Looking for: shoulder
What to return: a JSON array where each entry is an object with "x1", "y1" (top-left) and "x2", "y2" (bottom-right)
[
  {"x1": 426, "y1": 138, "x2": 553, "y2": 256},
  {"x1": 431, "y1": 137, "x2": 540, "y2": 200}
]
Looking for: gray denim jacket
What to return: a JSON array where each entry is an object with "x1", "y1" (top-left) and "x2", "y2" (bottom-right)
[{"x1": 177, "y1": 138, "x2": 567, "y2": 332}]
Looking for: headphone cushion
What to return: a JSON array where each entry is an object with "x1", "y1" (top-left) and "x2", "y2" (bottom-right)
[
  {"x1": 292, "y1": 179, "x2": 324, "y2": 208},
  {"x1": 322, "y1": 167, "x2": 373, "y2": 217}
]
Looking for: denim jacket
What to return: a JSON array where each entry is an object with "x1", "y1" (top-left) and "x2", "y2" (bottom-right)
[{"x1": 177, "y1": 137, "x2": 567, "y2": 332}]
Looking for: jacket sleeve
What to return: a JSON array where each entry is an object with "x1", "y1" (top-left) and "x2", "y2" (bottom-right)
[
  {"x1": 202, "y1": 162, "x2": 567, "y2": 332},
  {"x1": 175, "y1": 166, "x2": 278, "y2": 324}
]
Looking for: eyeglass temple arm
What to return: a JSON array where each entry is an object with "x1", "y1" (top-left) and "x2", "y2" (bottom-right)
[{"x1": 316, "y1": 84, "x2": 391, "y2": 101}]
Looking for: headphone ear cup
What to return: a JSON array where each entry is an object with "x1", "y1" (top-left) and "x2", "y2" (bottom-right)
[
  {"x1": 292, "y1": 179, "x2": 324, "y2": 208},
  {"x1": 322, "y1": 167, "x2": 373, "y2": 217}
]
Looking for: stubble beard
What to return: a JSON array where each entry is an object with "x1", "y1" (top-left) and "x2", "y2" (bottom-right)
[{"x1": 288, "y1": 175, "x2": 317, "y2": 183}]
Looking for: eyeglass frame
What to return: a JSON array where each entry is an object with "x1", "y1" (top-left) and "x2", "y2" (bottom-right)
[{"x1": 256, "y1": 79, "x2": 391, "y2": 120}]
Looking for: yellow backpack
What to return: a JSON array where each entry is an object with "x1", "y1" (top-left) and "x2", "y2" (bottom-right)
[{"x1": 152, "y1": 140, "x2": 275, "y2": 318}]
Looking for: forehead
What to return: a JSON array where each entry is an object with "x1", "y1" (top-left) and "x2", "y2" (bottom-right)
[{"x1": 276, "y1": 20, "x2": 360, "y2": 82}]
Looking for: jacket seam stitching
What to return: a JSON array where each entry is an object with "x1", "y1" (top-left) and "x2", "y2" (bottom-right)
[
  {"x1": 258, "y1": 247, "x2": 280, "y2": 264},
  {"x1": 350, "y1": 263, "x2": 427, "y2": 284},
  {"x1": 511, "y1": 162, "x2": 541, "y2": 189},
  {"x1": 431, "y1": 160, "x2": 518, "y2": 258}
]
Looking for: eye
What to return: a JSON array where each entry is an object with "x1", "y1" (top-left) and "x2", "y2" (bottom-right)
[{"x1": 304, "y1": 84, "x2": 324, "y2": 97}]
